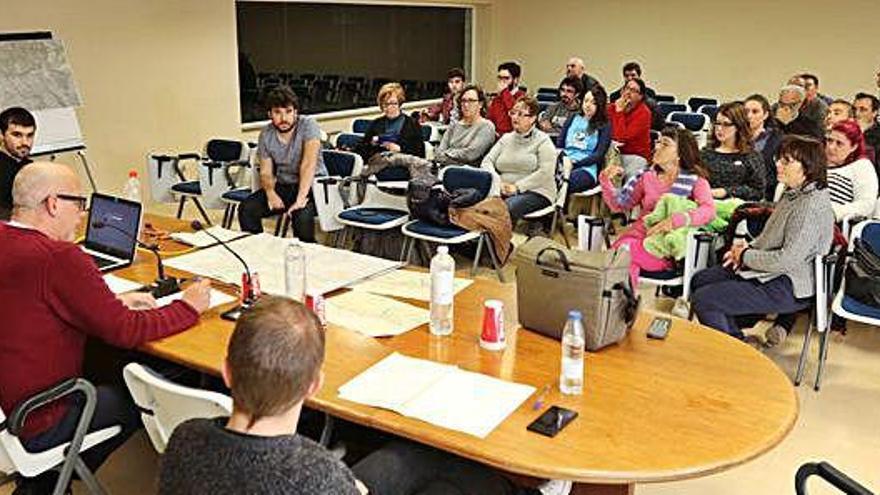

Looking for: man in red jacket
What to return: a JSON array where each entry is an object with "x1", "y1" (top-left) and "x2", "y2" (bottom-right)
[
  {"x1": 607, "y1": 78, "x2": 653, "y2": 179},
  {"x1": 0, "y1": 162, "x2": 211, "y2": 493},
  {"x1": 487, "y1": 61, "x2": 524, "y2": 137}
]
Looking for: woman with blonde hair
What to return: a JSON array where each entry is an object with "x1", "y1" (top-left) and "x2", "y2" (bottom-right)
[{"x1": 358, "y1": 82, "x2": 425, "y2": 160}]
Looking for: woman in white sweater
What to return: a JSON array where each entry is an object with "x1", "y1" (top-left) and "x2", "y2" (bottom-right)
[
  {"x1": 480, "y1": 96, "x2": 558, "y2": 221},
  {"x1": 825, "y1": 119, "x2": 878, "y2": 222}
]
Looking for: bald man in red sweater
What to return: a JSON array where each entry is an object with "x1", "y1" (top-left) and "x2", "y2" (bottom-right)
[{"x1": 0, "y1": 162, "x2": 211, "y2": 493}]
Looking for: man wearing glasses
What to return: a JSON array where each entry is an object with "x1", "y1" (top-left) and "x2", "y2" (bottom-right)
[
  {"x1": 774, "y1": 85, "x2": 823, "y2": 139},
  {"x1": 487, "y1": 61, "x2": 525, "y2": 137},
  {"x1": 0, "y1": 107, "x2": 36, "y2": 220},
  {"x1": 0, "y1": 162, "x2": 212, "y2": 493},
  {"x1": 239, "y1": 86, "x2": 326, "y2": 241}
]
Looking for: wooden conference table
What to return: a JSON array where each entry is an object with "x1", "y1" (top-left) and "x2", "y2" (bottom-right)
[{"x1": 123, "y1": 214, "x2": 797, "y2": 495}]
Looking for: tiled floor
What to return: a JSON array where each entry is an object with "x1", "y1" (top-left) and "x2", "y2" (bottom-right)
[{"x1": 3, "y1": 212, "x2": 878, "y2": 494}]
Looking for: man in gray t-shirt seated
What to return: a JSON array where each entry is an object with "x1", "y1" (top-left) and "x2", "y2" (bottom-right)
[{"x1": 239, "y1": 86, "x2": 327, "y2": 241}]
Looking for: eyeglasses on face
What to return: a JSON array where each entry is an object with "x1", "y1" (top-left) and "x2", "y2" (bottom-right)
[
  {"x1": 508, "y1": 109, "x2": 534, "y2": 118},
  {"x1": 52, "y1": 193, "x2": 89, "y2": 211},
  {"x1": 382, "y1": 101, "x2": 401, "y2": 108},
  {"x1": 497, "y1": 75, "x2": 512, "y2": 81},
  {"x1": 460, "y1": 97, "x2": 480, "y2": 104}
]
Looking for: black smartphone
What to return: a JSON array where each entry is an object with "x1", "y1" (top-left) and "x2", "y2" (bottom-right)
[
  {"x1": 527, "y1": 406, "x2": 578, "y2": 438},
  {"x1": 220, "y1": 306, "x2": 243, "y2": 322},
  {"x1": 647, "y1": 316, "x2": 672, "y2": 340}
]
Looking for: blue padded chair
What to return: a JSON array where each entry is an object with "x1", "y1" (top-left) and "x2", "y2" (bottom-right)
[
  {"x1": 828, "y1": 221, "x2": 880, "y2": 388},
  {"x1": 654, "y1": 94, "x2": 676, "y2": 103},
  {"x1": 219, "y1": 142, "x2": 258, "y2": 228},
  {"x1": 352, "y1": 118, "x2": 372, "y2": 134},
  {"x1": 687, "y1": 96, "x2": 718, "y2": 113},
  {"x1": 666, "y1": 111, "x2": 708, "y2": 132},
  {"x1": 536, "y1": 93, "x2": 559, "y2": 104},
  {"x1": 335, "y1": 132, "x2": 364, "y2": 151},
  {"x1": 697, "y1": 104, "x2": 719, "y2": 122},
  {"x1": 400, "y1": 166, "x2": 505, "y2": 280},
  {"x1": 159, "y1": 139, "x2": 251, "y2": 226},
  {"x1": 335, "y1": 165, "x2": 411, "y2": 247},
  {"x1": 537, "y1": 87, "x2": 558, "y2": 96},
  {"x1": 656, "y1": 102, "x2": 687, "y2": 121}
]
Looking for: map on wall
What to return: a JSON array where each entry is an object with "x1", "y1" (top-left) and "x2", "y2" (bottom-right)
[{"x1": 0, "y1": 39, "x2": 81, "y2": 111}]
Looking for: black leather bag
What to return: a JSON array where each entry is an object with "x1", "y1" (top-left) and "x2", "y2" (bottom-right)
[
  {"x1": 407, "y1": 176, "x2": 452, "y2": 226},
  {"x1": 844, "y1": 238, "x2": 880, "y2": 307}
]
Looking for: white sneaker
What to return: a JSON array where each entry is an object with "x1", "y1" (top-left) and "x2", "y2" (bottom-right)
[
  {"x1": 671, "y1": 297, "x2": 690, "y2": 319},
  {"x1": 537, "y1": 479, "x2": 572, "y2": 495}
]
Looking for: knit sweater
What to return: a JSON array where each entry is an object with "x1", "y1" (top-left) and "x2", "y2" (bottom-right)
[
  {"x1": 481, "y1": 127, "x2": 557, "y2": 202},
  {"x1": 0, "y1": 223, "x2": 199, "y2": 439},
  {"x1": 826, "y1": 158, "x2": 878, "y2": 221},
  {"x1": 434, "y1": 118, "x2": 496, "y2": 166},
  {"x1": 606, "y1": 102, "x2": 652, "y2": 159},
  {"x1": 740, "y1": 182, "x2": 834, "y2": 298},
  {"x1": 159, "y1": 418, "x2": 359, "y2": 495},
  {"x1": 700, "y1": 148, "x2": 766, "y2": 201}
]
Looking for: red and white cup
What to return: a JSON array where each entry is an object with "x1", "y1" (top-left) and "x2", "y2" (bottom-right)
[
  {"x1": 305, "y1": 291, "x2": 326, "y2": 328},
  {"x1": 480, "y1": 299, "x2": 506, "y2": 351}
]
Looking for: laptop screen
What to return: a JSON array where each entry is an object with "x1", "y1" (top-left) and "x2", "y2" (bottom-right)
[{"x1": 84, "y1": 193, "x2": 142, "y2": 260}]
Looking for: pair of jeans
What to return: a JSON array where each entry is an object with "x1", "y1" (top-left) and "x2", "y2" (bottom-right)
[
  {"x1": 691, "y1": 266, "x2": 811, "y2": 339},
  {"x1": 568, "y1": 167, "x2": 598, "y2": 193},
  {"x1": 504, "y1": 191, "x2": 550, "y2": 223},
  {"x1": 352, "y1": 441, "x2": 539, "y2": 495},
  {"x1": 238, "y1": 182, "x2": 317, "y2": 242},
  {"x1": 17, "y1": 385, "x2": 141, "y2": 494}
]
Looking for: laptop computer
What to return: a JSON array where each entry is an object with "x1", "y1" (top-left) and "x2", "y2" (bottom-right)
[{"x1": 82, "y1": 193, "x2": 142, "y2": 272}]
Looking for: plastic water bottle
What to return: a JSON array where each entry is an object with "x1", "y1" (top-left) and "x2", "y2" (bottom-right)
[
  {"x1": 122, "y1": 169, "x2": 141, "y2": 202},
  {"x1": 284, "y1": 240, "x2": 307, "y2": 302},
  {"x1": 429, "y1": 245, "x2": 455, "y2": 336},
  {"x1": 560, "y1": 310, "x2": 585, "y2": 395}
]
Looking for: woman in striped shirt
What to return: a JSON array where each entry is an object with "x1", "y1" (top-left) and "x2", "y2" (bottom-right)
[{"x1": 825, "y1": 120, "x2": 878, "y2": 222}]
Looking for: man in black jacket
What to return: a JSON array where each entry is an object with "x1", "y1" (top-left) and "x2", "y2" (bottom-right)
[{"x1": 0, "y1": 107, "x2": 36, "y2": 219}]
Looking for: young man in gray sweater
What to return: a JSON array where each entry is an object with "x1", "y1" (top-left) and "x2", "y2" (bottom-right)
[{"x1": 159, "y1": 296, "x2": 367, "y2": 495}]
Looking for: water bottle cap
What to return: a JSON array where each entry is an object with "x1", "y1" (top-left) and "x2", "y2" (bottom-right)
[
  {"x1": 437, "y1": 245, "x2": 449, "y2": 254},
  {"x1": 568, "y1": 310, "x2": 583, "y2": 320},
  {"x1": 128, "y1": 169, "x2": 138, "y2": 178}
]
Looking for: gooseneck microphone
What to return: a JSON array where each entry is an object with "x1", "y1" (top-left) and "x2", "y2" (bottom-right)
[
  {"x1": 190, "y1": 220, "x2": 257, "y2": 306},
  {"x1": 91, "y1": 219, "x2": 180, "y2": 298}
]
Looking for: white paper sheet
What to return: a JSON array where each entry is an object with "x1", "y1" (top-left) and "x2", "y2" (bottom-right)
[
  {"x1": 338, "y1": 353, "x2": 536, "y2": 438},
  {"x1": 103, "y1": 274, "x2": 144, "y2": 294},
  {"x1": 156, "y1": 289, "x2": 237, "y2": 310},
  {"x1": 350, "y1": 269, "x2": 473, "y2": 302},
  {"x1": 163, "y1": 233, "x2": 401, "y2": 296},
  {"x1": 170, "y1": 227, "x2": 249, "y2": 248},
  {"x1": 325, "y1": 291, "x2": 430, "y2": 337}
]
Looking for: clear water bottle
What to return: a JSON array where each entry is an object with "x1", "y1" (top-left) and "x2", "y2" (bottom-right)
[
  {"x1": 560, "y1": 310, "x2": 585, "y2": 395},
  {"x1": 429, "y1": 245, "x2": 455, "y2": 336},
  {"x1": 284, "y1": 240, "x2": 307, "y2": 302},
  {"x1": 122, "y1": 169, "x2": 141, "y2": 202}
]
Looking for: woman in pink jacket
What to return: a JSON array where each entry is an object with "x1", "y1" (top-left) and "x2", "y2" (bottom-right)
[{"x1": 600, "y1": 126, "x2": 716, "y2": 287}]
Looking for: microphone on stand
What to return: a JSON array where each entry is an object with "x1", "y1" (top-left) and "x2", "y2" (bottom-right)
[
  {"x1": 190, "y1": 220, "x2": 258, "y2": 312},
  {"x1": 91, "y1": 219, "x2": 180, "y2": 298}
]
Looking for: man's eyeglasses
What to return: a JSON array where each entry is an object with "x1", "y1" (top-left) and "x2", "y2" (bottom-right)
[
  {"x1": 53, "y1": 194, "x2": 89, "y2": 211},
  {"x1": 497, "y1": 75, "x2": 512, "y2": 81}
]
